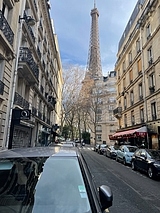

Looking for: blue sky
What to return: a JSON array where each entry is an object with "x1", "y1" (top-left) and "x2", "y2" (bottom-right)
[{"x1": 50, "y1": 0, "x2": 138, "y2": 76}]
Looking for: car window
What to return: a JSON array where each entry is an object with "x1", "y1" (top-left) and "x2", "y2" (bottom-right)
[
  {"x1": 33, "y1": 157, "x2": 92, "y2": 213},
  {"x1": 0, "y1": 156, "x2": 92, "y2": 213},
  {"x1": 128, "y1": 147, "x2": 137, "y2": 152},
  {"x1": 147, "y1": 150, "x2": 160, "y2": 159}
]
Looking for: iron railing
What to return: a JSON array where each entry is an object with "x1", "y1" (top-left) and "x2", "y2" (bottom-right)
[{"x1": 0, "y1": 10, "x2": 14, "y2": 45}]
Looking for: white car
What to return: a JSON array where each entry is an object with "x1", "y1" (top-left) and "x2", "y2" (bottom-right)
[{"x1": 116, "y1": 145, "x2": 138, "y2": 165}]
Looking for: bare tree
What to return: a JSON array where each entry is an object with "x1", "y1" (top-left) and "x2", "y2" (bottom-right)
[{"x1": 61, "y1": 65, "x2": 85, "y2": 140}]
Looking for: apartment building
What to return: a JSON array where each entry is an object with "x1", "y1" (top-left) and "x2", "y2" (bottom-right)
[
  {"x1": 88, "y1": 71, "x2": 118, "y2": 145},
  {"x1": 0, "y1": 0, "x2": 63, "y2": 149},
  {"x1": 112, "y1": 0, "x2": 160, "y2": 149}
]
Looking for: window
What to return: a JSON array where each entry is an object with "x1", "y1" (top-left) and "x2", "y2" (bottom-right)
[
  {"x1": 0, "y1": 60, "x2": 5, "y2": 80},
  {"x1": 96, "y1": 115, "x2": 101, "y2": 122},
  {"x1": 148, "y1": 46, "x2": 153, "y2": 65},
  {"x1": 140, "y1": 107, "x2": 144, "y2": 123},
  {"x1": 124, "y1": 96, "x2": 127, "y2": 110},
  {"x1": 123, "y1": 78, "x2": 126, "y2": 90},
  {"x1": 151, "y1": 102, "x2": 156, "y2": 120},
  {"x1": 122, "y1": 61, "x2": 126, "y2": 72},
  {"x1": 130, "y1": 90, "x2": 134, "y2": 105},
  {"x1": 124, "y1": 114, "x2": 127, "y2": 127},
  {"x1": 96, "y1": 108, "x2": 102, "y2": 114},
  {"x1": 149, "y1": 73, "x2": 155, "y2": 94},
  {"x1": 137, "y1": 58, "x2": 142, "y2": 74},
  {"x1": 96, "y1": 134, "x2": 101, "y2": 141},
  {"x1": 96, "y1": 125, "x2": 102, "y2": 132},
  {"x1": 136, "y1": 38, "x2": 141, "y2": 53},
  {"x1": 131, "y1": 110, "x2": 135, "y2": 125},
  {"x1": 139, "y1": 83, "x2": 143, "y2": 100},
  {"x1": 128, "y1": 51, "x2": 132, "y2": 64},
  {"x1": 146, "y1": 23, "x2": 151, "y2": 39},
  {"x1": 129, "y1": 69, "x2": 133, "y2": 83}
]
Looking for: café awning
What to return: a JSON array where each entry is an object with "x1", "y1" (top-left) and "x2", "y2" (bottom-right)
[{"x1": 109, "y1": 126, "x2": 147, "y2": 140}]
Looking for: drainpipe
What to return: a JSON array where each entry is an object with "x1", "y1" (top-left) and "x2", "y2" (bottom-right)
[
  {"x1": 5, "y1": 1, "x2": 26, "y2": 148},
  {"x1": 139, "y1": 5, "x2": 149, "y2": 149}
]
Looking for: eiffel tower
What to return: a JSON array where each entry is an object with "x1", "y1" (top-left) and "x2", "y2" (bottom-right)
[{"x1": 86, "y1": 0, "x2": 102, "y2": 79}]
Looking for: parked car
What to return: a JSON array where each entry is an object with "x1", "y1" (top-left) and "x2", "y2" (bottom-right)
[
  {"x1": 0, "y1": 146, "x2": 113, "y2": 213},
  {"x1": 131, "y1": 149, "x2": 160, "y2": 179},
  {"x1": 94, "y1": 144, "x2": 99, "y2": 152},
  {"x1": 98, "y1": 144, "x2": 107, "y2": 155},
  {"x1": 116, "y1": 145, "x2": 138, "y2": 165},
  {"x1": 105, "y1": 145, "x2": 119, "y2": 159}
]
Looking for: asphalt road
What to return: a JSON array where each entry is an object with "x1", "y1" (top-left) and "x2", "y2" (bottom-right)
[{"x1": 79, "y1": 147, "x2": 160, "y2": 213}]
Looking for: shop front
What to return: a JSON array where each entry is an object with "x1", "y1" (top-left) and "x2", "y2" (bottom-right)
[{"x1": 109, "y1": 126, "x2": 147, "y2": 147}]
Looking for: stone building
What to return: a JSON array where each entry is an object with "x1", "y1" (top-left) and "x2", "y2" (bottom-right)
[
  {"x1": 112, "y1": 0, "x2": 160, "y2": 149},
  {"x1": 0, "y1": 0, "x2": 63, "y2": 149}
]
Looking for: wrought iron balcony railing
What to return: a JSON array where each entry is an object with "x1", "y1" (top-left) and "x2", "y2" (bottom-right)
[
  {"x1": 19, "y1": 47, "x2": 39, "y2": 79},
  {"x1": 0, "y1": 10, "x2": 14, "y2": 45},
  {"x1": 14, "y1": 92, "x2": 30, "y2": 109},
  {"x1": 0, "y1": 80, "x2": 4, "y2": 95},
  {"x1": 113, "y1": 107, "x2": 122, "y2": 118}
]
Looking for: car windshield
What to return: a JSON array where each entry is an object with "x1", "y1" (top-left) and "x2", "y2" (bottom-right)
[
  {"x1": 101, "y1": 144, "x2": 106, "y2": 148},
  {"x1": 147, "y1": 150, "x2": 160, "y2": 159},
  {"x1": 0, "y1": 156, "x2": 92, "y2": 213},
  {"x1": 127, "y1": 147, "x2": 137, "y2": 152}
]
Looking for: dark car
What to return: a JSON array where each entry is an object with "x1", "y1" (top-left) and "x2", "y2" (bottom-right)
[
  {"x1": 0, "y1": 146, "x2": 113, "y2": 213},
  {"x1": 97, "y1": 144, "x2": 107, "y2": 155},
  {"x1": 131, "y1": 149, "x2": 160, "y2": 179},
  {"x1": 105, "y1": 145, "x2": 119, "y2": 159}
]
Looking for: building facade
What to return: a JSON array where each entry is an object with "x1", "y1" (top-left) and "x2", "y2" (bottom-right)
[
  {"x1": 112, "y1": 0, "x2": 160, "y2": 149},
  {"x1": 0, "y1": 0, "x2": 63, "y2": 149}
]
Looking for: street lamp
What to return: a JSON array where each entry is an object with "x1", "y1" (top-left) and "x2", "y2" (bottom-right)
[{"x1": 19, "y1": 15, "x2": 36, "y2": 26}]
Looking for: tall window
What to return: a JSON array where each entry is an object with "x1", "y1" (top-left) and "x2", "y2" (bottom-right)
[
  {"x1": 122, "y1": 61, "x2": 126, "y2": 72},
  {"x1": 140, "y1": 107, "x2": 144, "y2": 123},
  {"x1": 124, "y1": 96, "x2": 127, "y2": 110},
  {"x1": 149, "y1": 73, "x2": 155, "y2": 94},
  {"x1": 123, "y1": 78, "x2": 126, "y2": 90},
  {"x1": 136, "y1": 38, "x2": 141, "y2": 53},
  {"x1": 137, "y1": 58, "x2": 142, "y2": 74},
  {"x1": 0, "y1": 60, "x2": 5, "y2": 80},
  {"x1": 131, "y1": 110, "x2": 135, "y2": 125},
  {"x1": 130, "y1": 90, "x2": 134, "y2": 105},
  {"x1": 124, "y1": 114, "x2": 127, "y2": 127},
  {"x1": 129, "y1": 69, "x2": 133, "y2": 83},
  {"x1": 139, "y1": 83, "x2": 143, "y2": 100},
  {"x1": 146, "y1": 23, "x2": 151, "y2": 39},
  {"x1": 129, "y1": 51, "x2": 132, "y2": 64},
  {"x1": 151, "y1": 102, "x2": 156, "y2": 120},
  {"x1": 148, "y1": 46, "x2": 153, "y2": 65}
]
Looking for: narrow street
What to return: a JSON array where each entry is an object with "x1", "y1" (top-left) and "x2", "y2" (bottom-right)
[{"x1": 79, "y1": 146, "x2": 160, "y2": 213}]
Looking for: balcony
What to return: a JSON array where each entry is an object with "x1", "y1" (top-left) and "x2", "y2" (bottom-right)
[
  {"x1": 48, "y1": 96, "x2": 57, "y2": 108},
  {"x1": 0, "y1": 80, "x2": 4, "y2": 95},
  {"x1": 113, "y1": 107, "x2": 122, "y2": 118},
  {"x1": 18, "y1": 47, "x2": 39, "y2": 84},
  {"x1": 14, "y1": 92, "x2": 29, "y2": 109},
  {"x1": 0, "y1": 10, "x2": 14, "y2": 46}
]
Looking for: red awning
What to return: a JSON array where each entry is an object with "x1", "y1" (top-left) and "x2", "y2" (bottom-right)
[{"x1": 110, "y1": 126, "x2": 147, "y2": 139}]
